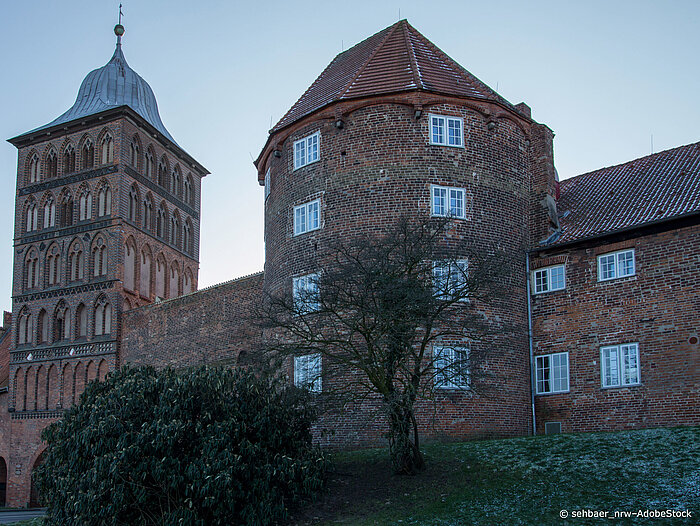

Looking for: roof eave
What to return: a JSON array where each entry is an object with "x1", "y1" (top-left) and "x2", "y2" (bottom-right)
[
  {"x1": 8, "y1": 105, "x2": 209, "y2": 177},
  {"x1": 254, "y1": 87, "x2": 534, "y2": 177},
  {"x1": 531, "y1": 210, "x2": 700, "y2": 253}
]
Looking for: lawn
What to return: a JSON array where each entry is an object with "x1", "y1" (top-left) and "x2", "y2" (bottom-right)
[{"x1": 290, "y1": 426, "x2": 699, "y2": 525}]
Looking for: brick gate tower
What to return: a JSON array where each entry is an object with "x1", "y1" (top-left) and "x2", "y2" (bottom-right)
[{"x1": 3, "y1": 23, "x2": 208, "y2": 506}]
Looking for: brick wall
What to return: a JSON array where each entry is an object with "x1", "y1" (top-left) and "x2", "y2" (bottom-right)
[
  {"x1": 531, "y1": 222, "x2": 700, "y2": 433},
  {"x1": 260, "y1": 94, "x2": 543, "y2": 445},
  {"x1": 121, "y1": 273, "x2": 264, "y2": 369}
]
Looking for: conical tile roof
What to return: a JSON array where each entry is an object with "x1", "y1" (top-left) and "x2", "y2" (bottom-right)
[{"x1": 272, "y1": 20, "x2": 512, "y2": 133}]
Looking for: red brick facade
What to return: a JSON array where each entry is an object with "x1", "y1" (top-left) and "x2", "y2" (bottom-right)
[{"x1": 531, "y1": 221, "x2": 700, "y2": 434}]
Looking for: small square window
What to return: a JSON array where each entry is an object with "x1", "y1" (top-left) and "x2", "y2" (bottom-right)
[
  {"x1": 598, "y1": 249, "x2": 635, "y2": 281},
  {"x1": 434, "y1": 346, "x2": 470, "y2": 389},
  {"x1": 429, "y1": 115, "x2": 464, "y2": 147},
  {"x1": 601, "y1": 343, "x2": 640, "y2": 388},
  {"x1": 533, "y1": 265, "x2": 566, "y2": 294},
  {"x1": 294, "y1": 353, "x2": 322, "y2": 392},
  {"x1": 535, "y1": 352, "x2": 569, "y2": 394},
  {"x1": 293, "y1": 273, "x2": 320, "y2": 313},
  {"x1": 293, "y1": 132, "x2": 320, "y2": 170},
  {"x1": 294, "y1": 199, "x2": 320, "y2": 236},
  {"x1": 431, "y1": 185, "x2": 466, "y2": 219}
]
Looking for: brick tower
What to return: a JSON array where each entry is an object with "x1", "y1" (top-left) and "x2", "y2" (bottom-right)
[
  {"x1": 255, "y1": 20, "x2": 558, "y2": 447},
  {"x1": 4, "y1": 24, "x2": 207, "y2": 506}
]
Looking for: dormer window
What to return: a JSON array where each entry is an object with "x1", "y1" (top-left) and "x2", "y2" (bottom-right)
[
  {"x1": 293, "y1": 132, "x2": 320, "y2": 170},
  {"x1": 429, "y1": 114, "x2": 463, "y2": 147}
]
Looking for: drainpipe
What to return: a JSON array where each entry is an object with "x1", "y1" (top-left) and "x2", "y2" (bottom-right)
[{"x1": 526, "y1": 252, "x2": 537, "y2": 436}]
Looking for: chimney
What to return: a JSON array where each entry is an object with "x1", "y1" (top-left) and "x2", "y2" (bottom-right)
[{"x1": 2, "y1": 311, "x2": 10, "y2": 331}]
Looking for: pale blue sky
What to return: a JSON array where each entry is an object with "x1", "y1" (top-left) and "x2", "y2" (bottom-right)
[{"x1": 1, "y1": 1, "x2": 699, "y2": 314}]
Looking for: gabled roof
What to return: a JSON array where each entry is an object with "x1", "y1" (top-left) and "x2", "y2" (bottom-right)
[
  {"x1": 272, "y1": 20, "x2": 513, "y2": 133},
  {"x1": 552, "y1": 141, "x2": 700, "y2": 246}
]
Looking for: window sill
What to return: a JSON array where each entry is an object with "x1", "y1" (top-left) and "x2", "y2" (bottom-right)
[
  {"x1": 535, "y1": 390, "x2": 570, "y2": 396},
  {"x1": 600, "y1": 383, "x2": 641, "y2": 390}
]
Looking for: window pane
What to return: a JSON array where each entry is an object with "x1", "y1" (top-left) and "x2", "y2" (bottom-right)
[
  {"x1": 431, "y1": 116, "x2": 444, "y2": 144},
  {"x1": 433, "y1": 187, "x2": 446, "y2": 216},
  {"x1": 622, "y1": 344, "x2": 639, "y2": 384},
  {"x1": 308, "y1": 201, "x2": 319, "y2": 230},
  {"x1": 550, "y1": 266, "x2": 565, "y2": 290},
  {"x1": 294, "y1": 205, "x2": 306, "y2": 235},
  {"x1": 602, "y1": 347, "x2": 619, "y2": 387},
  {"x1": 535, "y1": 269, "x2": 548, "y2": 293},
  {"x1": 295, "y1": 141, "x2": 306, "y2": 169},
  {"x1": 599, "y1": 255, "x2": 616, "y2": 280},
  {"x1": 308, "y1": 134, "x2": 319, "y2": 163},
  {"x1": 448, "y1": 118, "x2": 462, "y2": 146},
  {"x1": 617, "y1": 251, "x2": 635, "y2": 277},
  {"x1": 449, "y1": 189, "x2": 464, "y2": 217}
]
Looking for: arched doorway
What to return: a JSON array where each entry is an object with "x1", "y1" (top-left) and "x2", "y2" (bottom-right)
[
  {"x1": 0, "y1": 456, "x2": 6, "y2": 506},
  {"x1": 29, "y1": 450, "x2": 45, "y2": 507}
]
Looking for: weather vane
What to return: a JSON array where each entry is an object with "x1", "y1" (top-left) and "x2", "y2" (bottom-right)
[{"x1": 119, "y1": 4, "x2": 123, "y2": 25}]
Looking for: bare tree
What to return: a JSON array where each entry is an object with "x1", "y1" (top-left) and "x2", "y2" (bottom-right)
[{"x1": 261, "y1": 218, "x2": 515, "y2": 474}]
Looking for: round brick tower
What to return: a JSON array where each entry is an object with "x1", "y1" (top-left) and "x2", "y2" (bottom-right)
[{"x1": 255, "y1": 20, "x2": 557, "y2": 445}]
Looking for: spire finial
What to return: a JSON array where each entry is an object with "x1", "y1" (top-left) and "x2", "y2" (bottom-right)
[{"x1": 114, "y1": 4, "x2": 125, "y2": 46}]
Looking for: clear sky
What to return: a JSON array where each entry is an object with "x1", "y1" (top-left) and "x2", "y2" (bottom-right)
[{"x1": 1, "y1": 1, "x2": 698, "y2": 315}]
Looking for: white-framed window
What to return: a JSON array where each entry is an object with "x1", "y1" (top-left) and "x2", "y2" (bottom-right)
[
  {"x1": 429, "y1": 114, "x2": 464, "y2": 147},
  {"x1": 598, "y1": 249, "x2": 635, "y2": 281},
  {"x1": 431, "y1": 185, "x2": 466, "y2": 219},
  {"x1": 433, "y1": 260, "x2": 468, "y2": 299},
  {"x1": 535, "y1": 352, "x2": 569, "y2": 394},
  {"x1": 434, "y1": 346, "x2": 469, "y2": 389},
  {"x1": 293, "y1": 132, "x2": 320, "y2": 170},
  {"x1": 601, "y1": 343, "x2": 640, "y2": 388},
  {"x1": 533, "y1": 265, "x2": 566, "y2": 294},
  {"x1": 294, "y1": 353, "x2": 322, "y2": 392},
  {"x1": 293, "y1": 199, "x2": 320, "y2": 236},
  {"x1": 293, "y1": 273, "x2": 320, "y2": 313},
  {"x1": 264, "y1": 167, "x2": 271, "y2": 200}
]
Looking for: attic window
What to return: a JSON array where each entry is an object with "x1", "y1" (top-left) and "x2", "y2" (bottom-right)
[{"x1": 429, "y1": 114, "x2": 463, "y2": 147}]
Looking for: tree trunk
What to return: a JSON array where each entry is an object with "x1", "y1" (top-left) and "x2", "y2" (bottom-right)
[{"x1": 386, "y1": 395, "x2": 425, "y2": 475}]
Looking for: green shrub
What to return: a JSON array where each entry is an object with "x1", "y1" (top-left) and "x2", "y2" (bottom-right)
[{"x1": 36, "y1": 365, "x2": 326, "y2": 525}]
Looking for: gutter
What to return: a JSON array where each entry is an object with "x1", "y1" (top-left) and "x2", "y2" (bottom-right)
[{"x1": 525, "y1": 252, "x2": 537, "y2": 436}]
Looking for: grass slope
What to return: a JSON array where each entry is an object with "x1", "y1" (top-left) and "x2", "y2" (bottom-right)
[{"x1": 292, "y1": 426, "x2": 699, "y2": 525}]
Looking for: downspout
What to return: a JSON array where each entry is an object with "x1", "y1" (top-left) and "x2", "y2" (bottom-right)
[{"x1": 526, "y1": 252, "x2": 537, "y2": 435}]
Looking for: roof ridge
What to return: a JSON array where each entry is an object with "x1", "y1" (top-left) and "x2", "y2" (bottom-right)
[
  {"x1": 561, "y1": 140, "x2": 700, "y2": 187},
  {"x1": 402, "y1": 20, "x2": 423, "y2": 90},
  {"x1": 337, "y1": 20, "x2": 403, "y2": 100},
  {"x1": 406, "y1": 21, "x2": 508, "y2": 106}
]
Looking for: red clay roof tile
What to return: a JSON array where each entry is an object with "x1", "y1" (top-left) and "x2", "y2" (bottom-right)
[
  {"x1": 553, "y1": 142, "x2": 700, "y2": 245},
  {"x1": 272, "y1": 20, "x2": 511, "y2": 133}
]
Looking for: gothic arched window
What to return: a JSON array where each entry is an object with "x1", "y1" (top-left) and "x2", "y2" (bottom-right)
[
  {"x1": 46, "y1": 149, "x2": 58, "y2": 178},
  {"x1": 79, "y1": 189, "x2": 92, "y2": 221},
  {"x1": 94, "y1": 297, "x2": 112, "y2": 336},
  {"x1": 128, "y1": 185, "x2": 139, "y2": 222},
  {"x1": 68, "y1": 242, "x2": 84, "y2": 282},
  {"x1": 75, "y1": 303, "x2": 87, "y2": 339},
  {"x1": 26, "y1": 200, "x2": 38, "y2": 232},
  {"x1": 25, "y1": 248, "x2": 39, "y2": 290},
  {"x1": 60, "y1": 193, "x2": 74, "y2": 227},
  {"x1": 43, "y1": 196, "x2": 56, "y2": 229},
  {"x1": 17, "y1": 308, "x2": 31, "y2": 345},
  {"x1": 93, "y1": 238, "x2": 108, "y2": 277},
  {"x1": 101, "y1": 133, "x2": 114, "y2": 165},
  {"x1": 143, "y1": 195, "x2": 154, "y2": 232},
  {"x1": 63, "y1": 144, "x2": 76, "y2": 174},
  {"x1": 46, "y1": 244, "x2": 61, "y2": 286},
  {"x1": 81, "y1": 139, "x2": 94, "y2": 170},
  {"x1": 97, "y1": 185, "x2": 112, "y2": 217},
  {"x1": 28, "y1": 154, "x2": 40, "y2": 184}
]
